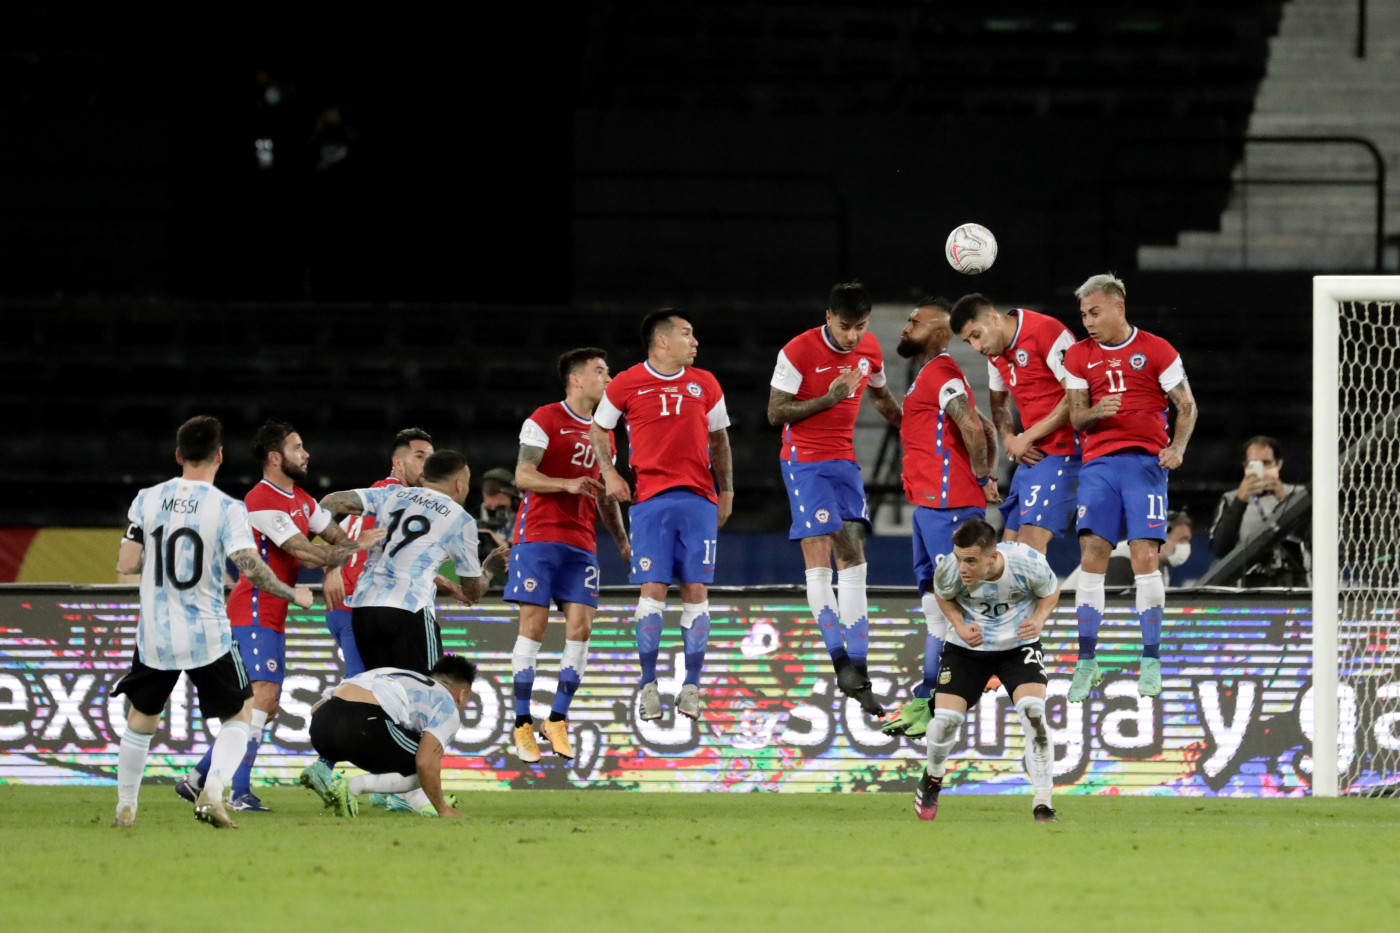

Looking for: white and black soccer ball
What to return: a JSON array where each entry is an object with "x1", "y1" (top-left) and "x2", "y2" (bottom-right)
[{"x1": 945, "y1": 223, "x2": 998, "y2": 275}]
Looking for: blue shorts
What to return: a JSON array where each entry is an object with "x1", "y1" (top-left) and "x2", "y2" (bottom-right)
[
  {"x1": 324, "y1": 607, "x2": 366, "y2": 677},
  {"x1": 231, "y1": 624, "x2": 286, "y2": 685},
  {"x1": 629, "y1": 489, "x2": 719, "y2": 585},
  {"x1": 1075, "y1": 452, "x2": 1170, "y2": 545},
  {"x1": 912, "y1": 505, "x2": 987, "y2": 595},
  {"x1": 1002, "y1": 455, "x2": 1081, "y2": 537},
  {"x1": 504, "y1": 541, "x2": 601, "y2": 609},
  {"x1": 780, "y1": 458, "x2": 870, "y2": 540}
]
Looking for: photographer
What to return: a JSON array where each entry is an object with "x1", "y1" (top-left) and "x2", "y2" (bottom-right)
[
  {"x1": 1208, "y1": 436, "x2": 1310, "y2": 587},
  {"x1": 477, "y1": 467, "x2": 520, "y2": 582}
]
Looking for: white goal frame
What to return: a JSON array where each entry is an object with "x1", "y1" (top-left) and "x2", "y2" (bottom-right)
[{"x1": 1311, "y1": 275, "x2": 1400, "y2": 796}]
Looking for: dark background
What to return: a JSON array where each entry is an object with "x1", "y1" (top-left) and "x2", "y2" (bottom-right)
[{"x1": 1, "y1": 3, "x2": 1329, "y2": 576}]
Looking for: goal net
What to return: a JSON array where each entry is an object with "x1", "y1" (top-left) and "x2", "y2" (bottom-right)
[{"x1": 1313, "y1": 276, "x2": 1400, "y2": 797}]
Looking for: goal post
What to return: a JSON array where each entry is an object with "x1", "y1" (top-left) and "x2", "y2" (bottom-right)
[{"x1": 1312, "y1": 275, "x2": 1400, "y2": 797}]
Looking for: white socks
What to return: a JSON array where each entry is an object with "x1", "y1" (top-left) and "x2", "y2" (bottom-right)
[
  {"x1": 1016, "y1": 695, "x2": 1054, "y2": 807},
  {"x1": 117, "y1": 728, "x2": 154, "y2": 808},
  {"x1": 560, "y1": 638, "x2": 588, "y2": 680},
  {"x1": 921, "y1": 592, "x2": 948, "y2": 641},
  {"x1": 925, "y1": 708, "x2": 965, "y2": 777},
  {"x1": 512, "y1": 635, "x2": 542, "y2": 679},
  {"x1": 836, "y1": 563, "x2": 868, "y2": 633},
  {"x1": 349, "y1": 772, "x2": 421, "y2": 796},
  {"x1": 203, "y1": 718, "x2": 251, "y2": 800}
]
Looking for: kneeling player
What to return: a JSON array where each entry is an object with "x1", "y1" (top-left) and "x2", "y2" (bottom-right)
[
  {"x1": 302, "y1": 656, "x2": 476, "y2": 818},
  {"x1": 913, "y1": 519, "x2": 1060, "y2": 823},
  {"x1": 506, "y1": 349, "x2": 630, "y2": 762}
]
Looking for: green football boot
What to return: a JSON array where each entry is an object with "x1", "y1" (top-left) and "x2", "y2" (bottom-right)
[
  {"x1": 1138, "y1": 656, "x2": 1163, "y2": 698},
  {"x1": 1066, "y1": 657, "x2": 1102, "y2": 702},
  {"x1": 882, "y1": 697, "x2": 933, "y2": 737}
]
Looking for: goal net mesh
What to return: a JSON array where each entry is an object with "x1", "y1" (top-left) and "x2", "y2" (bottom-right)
[{"x1": 1337, "y1": 299, "x2": 1400, "y2": 796}]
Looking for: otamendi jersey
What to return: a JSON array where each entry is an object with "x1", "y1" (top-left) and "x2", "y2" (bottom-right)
[
  {"x1": 347, "y1": 485, "x2": 482, "y2": 613},
  {"x1": 771, "y1": 325, "x2": 887, "y2": 462},
  {"x1": 513, "y1": 401, "x2": 615, "y2": 552},
  {"x1": 332, "y1": 667, "x2": 461, "y2": 749},
  {"x1": 228, "y1": 479, "x2": 332, "y2": 634},
  {"x1": 1062, "y1": 327, "x2": 1184, "y2": 462},
  {"x1": 901, "y1": 352, "x2": 985, "y2": 510},
  {"x1": 337, "y1": 476, "x2": 401, "y2": 597},
  {"x1": 933, "y1": 542, "x2": 1059, "y2": 652},
  {"x1": 124, "y1": 478, "x2": 257, "y2": 670},
  {"x1": 985, "y1": 308, "x2": 1077, "y2": 456},
  {"x1": 594, "y1": 361, "x2": 729, "y2": 504}
]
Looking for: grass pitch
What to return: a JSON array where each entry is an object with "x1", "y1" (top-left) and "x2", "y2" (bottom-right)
[{"x1": 3, "y1": 787, "x2": 1398, "y2": 933}]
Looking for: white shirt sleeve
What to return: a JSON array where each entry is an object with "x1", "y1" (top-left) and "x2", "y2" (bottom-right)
[
  {"x1": 986, "y1": 359, "x2": 1006, "y2": 391},
  {"x1": 936, "y1": 378, "x2": 967, "y2": 412},
  {"x1": 223, "y1": 501, "x2": 257, "y2": 554},
  {"x1": 450, "y1": 515, "x2": 484, "y2": 579},
  {"x1": 519, "y1": 418, "x2": 549, "y2": 450},
  {"x1": 1046, "y1": 331, "x2": 1074, "y2": 382},
  {"x1": 593, "y1": 393, "x2": 622, "y2": 430},
  {"x1": 707, "y1": 394, "x2": 731, "y2": 431},
  {"x1": 248, "y1": 509, "x2": 303, "y2": 547},
  {"x1": 1158, "y1": 355, "x2": 1185, "y2": 393},
  {"x1": 307, "y1": 505, "x2": 332, "y2": 536},
  {"x1": 1064, "y1": 373, "x2": 1089, "y2": 390},
  {"x1": 867, "y1": 364, "x2": 887, "y2": 389},
  {"x1": 770, "y1": 350, "x2": 802, "y2": 394}
]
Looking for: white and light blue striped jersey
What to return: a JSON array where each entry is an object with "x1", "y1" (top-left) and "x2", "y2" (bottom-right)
[
  {"x1": 125, "y1": 478, "x2": 256, "y2": 670},
  {"x1": 336, "y1": 667, "x2": 461, "y2": 748},
  {"x1": 933, "y1": 541, "x2": 1059, "y2": 652},
  {"x1": 346, "y1": 485, "x2": 482, "y2": 613}
]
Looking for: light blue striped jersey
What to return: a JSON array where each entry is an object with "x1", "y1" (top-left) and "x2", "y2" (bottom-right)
[
  {"x1": 125, "y1": 478, "x2": 257, "y2": 670},
  {"x1": 338, "y1": 667, "x2": 461, "y2": 748},
  {"x1": 934, "y1": 541, "x2": 1059, "y2": 652},
  {"x1": 346, "y1": 485, "x2": 482, "y2": 613}
]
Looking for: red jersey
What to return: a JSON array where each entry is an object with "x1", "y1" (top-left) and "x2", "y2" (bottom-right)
[
  {"x1": 512, "y1": 401, "x2": 616, "y2": 552},
  {"x1": 771, "y1": 325, "x2": 887, "y2": 463},
  {"x1": 594, "y1": 361, "x2": 729, "y2": 504},
  {"x1": 985, "y1": 308, "x2": 1078, "y2": 456},
  {"x1": 337, "y1": 476, "x2": 400, "y2": 596},
  {"x1": 1062, "y1": 326, "x2": 1184, "y2": 462},
  {"x1": 901, "y1": 353, "x2": 986, "y2": 509},
  {"x1": 227, "y1": 479, "x2": 332, "y2": 632}
]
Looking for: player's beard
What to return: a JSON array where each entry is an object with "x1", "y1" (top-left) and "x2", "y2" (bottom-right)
[
  {"x1": 282, "y1": 460, "x2": 308, "y2": 483},
  {"x1": 896, "y1": 335, "x2": 921, "y2": 358}
]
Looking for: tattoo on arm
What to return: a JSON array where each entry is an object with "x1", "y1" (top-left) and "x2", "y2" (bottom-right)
[
  {"x1": 598, "y1": 496, "x2": 628, "y2": 547},
  {"x1": 230, "y1": 550, "x2": 299, "y2": 602},
  {"x1": 990, "y1": 390, "x2": 1016, "y2": 440},
  {"x1": 767, "y1": 387, "x2": 837, "y2": 427},
  {"x1": 1068, "y1": 387, "x2": 1095, "y2": 431},
  {"x1": 281, "y1": 532, "x2": 355, "y2": 570},
  {"x1": 318, "y1": 522, "x2": 351, "y2": 547},
  {"x1": 589, "y1": 425, "x2": 615, "y2": 476},
  {"x1": 709, "y1": 429, "x2": 734, "y2": 494},
  {"x1": 517, "y1": 444, "x2": 545, "y2": 469},
  {"x1": 868, "y1": 383, "x2": 902, "y2": 428},
  {"x1": 1168, "y1": 380, "x2": 1198, "y2": 453},
  {"x1": 319, "y1": 490, "x2": 364, "y2": 517},
  {"x1": 946, "y1": 395, "x2": 991, "y2": 476}
]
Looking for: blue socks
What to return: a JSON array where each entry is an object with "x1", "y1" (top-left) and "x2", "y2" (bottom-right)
[
  {"x1": 1076, "y1": 571, "x2": 1105, "y2": 660},
  {"x1": 680, "y1": 603, "x2": 710, "y2": 687},
  {"x1": 634, "y1": 597, "x2": 666, "y2": 685}
]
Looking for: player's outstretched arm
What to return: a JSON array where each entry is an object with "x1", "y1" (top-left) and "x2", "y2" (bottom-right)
[
  {"x1": 591, "y1": 423, "x2": 631, "y2": 503},
  {"x1": 515, "y1": 444, "x2": 601, "y2": 497},
  {"x1": 414, "y1": 732, "x2": 465, "y2": 818},
  {"x1": 1007, "y1": 393, "x2": 1068, "y2": 464},
  {"x1": 229, "y1": 550, "x2": 314, "y2": 607},
  {"x1": 1160, "y1": 379, "x2": 1198, "y2": 470},
  {"x1": 709, "y1": 428, "x2": 735, "y2": 528},
  {"x1": 597, "y1": 495, "x2": 631, "y2": 563},
  {"x1": 1068, "y1": 387, "x2": 1121, "y2": 433},
  {"x1": 319, "y1": 490, "x2": 365, "y2": 517},
  {"x1": 868, "y1": 383, "x2": 902, "y2": 429},
  {"x1": 278, "y1": 532, "x2": 361, "y2": 571}
]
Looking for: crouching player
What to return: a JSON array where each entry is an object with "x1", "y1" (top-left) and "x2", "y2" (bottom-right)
[
  {"x1": 304, "y1": 656, "x2": 476, "y2": 818},
  {"x1": 913, "y1": 519, "x2": 1060, "y2": 823}
]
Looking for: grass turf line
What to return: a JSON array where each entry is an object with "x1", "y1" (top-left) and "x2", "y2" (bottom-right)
[{"x1": 2, "y1": 786, "x2": 1398, "y2": 933}]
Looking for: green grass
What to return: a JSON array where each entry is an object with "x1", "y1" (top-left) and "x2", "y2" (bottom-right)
[{"x1": 3, "y1": 787, "x2": 1398, "y2": 933}]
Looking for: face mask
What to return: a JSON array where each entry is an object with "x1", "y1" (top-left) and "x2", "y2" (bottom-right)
[{"x1": 1167, "y1": 542, "x2": 1191, "y2": 567}]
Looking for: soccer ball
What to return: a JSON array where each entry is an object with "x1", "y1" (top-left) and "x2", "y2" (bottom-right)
[{"x1": 945, "y1": 223, "x2": 997, "y2": 275}]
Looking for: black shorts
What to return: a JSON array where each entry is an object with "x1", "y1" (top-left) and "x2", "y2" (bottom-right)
[
  {"x1": 309, "y1": 696, "x2": 421, "y2": 776},
  {"x1": 351, "y1": 605, "x2": 441, "y2": 674},
  {"x1": 112, "y1": 647, "x2": 253, "y2": 720},
  {"x1": 935, "y1": 640, "x2": 1048, "y2": 706}
]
